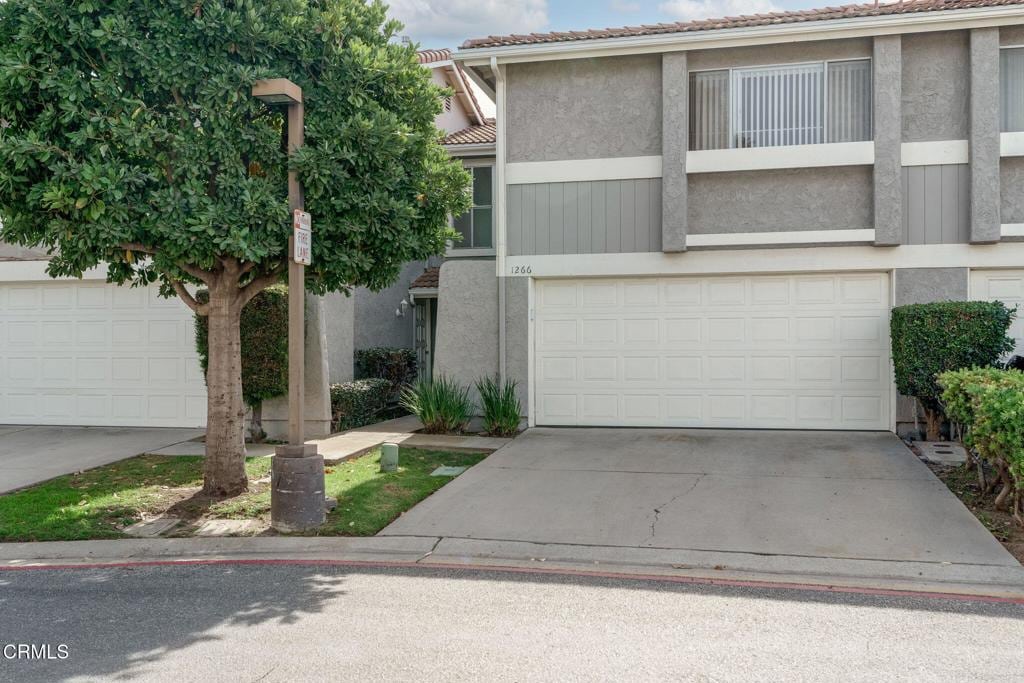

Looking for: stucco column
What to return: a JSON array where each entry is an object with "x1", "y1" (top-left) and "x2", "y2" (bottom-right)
[
  {"x1": 662, "y1": 52, "x2": 688, "y2": 252},
  {"x1": 970, "y1": 27, "x2": 1002, "y2": 244},
  {"x1": 873, "y1": 35, "x2": 902, "y2": 246}
]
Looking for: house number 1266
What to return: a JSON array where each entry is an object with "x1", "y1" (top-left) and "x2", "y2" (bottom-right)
[{"x1": 510, "y1": 265, "x2": 532, "y2": 275}]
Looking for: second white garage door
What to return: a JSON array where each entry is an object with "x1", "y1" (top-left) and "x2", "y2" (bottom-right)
[
  {"x1": 534, "y1": 273, "x2": 892, "y2": 430},
  {"x1": 0, "y1": 280, "x2": 207, "y2": 427},
  {"x1": 971, "y1": 269, "x2": 1024, "y2": 357}
]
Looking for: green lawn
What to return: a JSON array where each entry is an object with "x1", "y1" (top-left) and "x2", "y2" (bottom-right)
[{"x1": 0, "y1": 447, "x2": 486, "y2": 542}]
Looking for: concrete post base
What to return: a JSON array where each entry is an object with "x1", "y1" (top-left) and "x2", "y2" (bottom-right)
[{"x1": 271, "y1": 444, "x2": 326, "y2": 532}]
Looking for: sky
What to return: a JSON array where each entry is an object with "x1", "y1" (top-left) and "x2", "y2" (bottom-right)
[{"x1": 387, "y1": 0, "x2": 825, "y2": 50}]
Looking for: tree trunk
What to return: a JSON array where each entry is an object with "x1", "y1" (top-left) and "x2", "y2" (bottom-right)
[
  {"x1": 203, "y1": 280, "x2": 248, "y2": 497},
  {"x1": 923, "y1": 406, "x2": 943, "y2": 442},
  {"x1": 994, "y1": 464, "x2": 1013, "y2": 511}
]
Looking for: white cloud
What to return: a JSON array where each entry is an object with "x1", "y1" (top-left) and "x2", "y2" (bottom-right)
[
  {"x1": 388, "y1": 0, "x2": 548, "y2": 45},
  {"x1": 658, "y1": 0, "x2": 780, "y2": 22},
  {"x1": 609, "y1": 0, "x2": 642, "y2": 12}
]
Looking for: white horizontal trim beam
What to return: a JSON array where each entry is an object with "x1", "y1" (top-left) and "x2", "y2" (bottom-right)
[
  {"x1": 1002, "y1": 223, "x2": 1024, "y2": 237},
  {"x1": 457, "y1": 7, "x2": 1024, "y2": 65},
  {"x1": 686, "y1": 142, "x2": 873, "y2": 174},
  {"x1": 1000, "y1": 131, "x2": 1024, "y2": 157},
  {"x1": 506, "y1": 156, "x2": 662, "y2": 184},
  {"x1": 0, "y1": 261, "x2": 106, "y2": 282},
  {"x1": 901, "y1": 140, "x2": 969, "y2": 166},
  {"x1": 687, "y1": 229, "x2": 874, "y2": 247},
  {"x1": 502, "y1": 243, "x2": 1024, "y2": 279}
]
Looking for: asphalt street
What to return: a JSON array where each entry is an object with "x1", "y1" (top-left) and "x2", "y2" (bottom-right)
[{"x1": 0, "y1": 563, "x2": 1021, "y2": 682}]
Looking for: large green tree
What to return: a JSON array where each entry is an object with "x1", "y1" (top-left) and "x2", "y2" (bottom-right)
[{"x1": 0, "y1": 0, "x2": 468, "y2": 495}]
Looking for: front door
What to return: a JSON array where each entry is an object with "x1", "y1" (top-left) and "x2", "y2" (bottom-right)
[{"x1": 414, "y1": 299, "x2": 434, "y2": 381}]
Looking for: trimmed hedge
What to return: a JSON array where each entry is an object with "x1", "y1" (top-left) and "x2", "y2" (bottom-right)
[
  {"x1": 355, "y1": 347, "x2": 417, "y2": 398},
  {"x1": 330, "y1": 378, "x2": 391, "y2": 432},
  {"x1": 194, "y1": 285, "x2": 289, "y2": 408},
  {"x1": 939, "y1": 368, "x2": 1024, "y2": 519},
  {"x1": 891, "y1": 301, "x2": 1015, "y2": 439}
]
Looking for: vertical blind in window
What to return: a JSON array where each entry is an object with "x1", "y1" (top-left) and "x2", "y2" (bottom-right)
[
  {"x1": 688, "y1": 59, "x2": 872, "y2": 151},
  {"x1": 1001, "y1": 47, "x2": 1024, "y2": 132}
]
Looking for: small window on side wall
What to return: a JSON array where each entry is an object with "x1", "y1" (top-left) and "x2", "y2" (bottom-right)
[{"x1": 452, "y1": 166, "x2": 493, "y2": 250}]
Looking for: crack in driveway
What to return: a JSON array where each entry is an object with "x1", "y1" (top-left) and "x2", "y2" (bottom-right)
[{"x1": 649, "y1": 475, "x2": 704, "y2": 539}]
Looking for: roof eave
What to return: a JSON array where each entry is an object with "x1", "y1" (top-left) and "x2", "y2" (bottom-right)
[
  {"x1": 456, "y1": 5, "x2": 1024, "y2": 65},
  {"x1": 444, "y1": 142, "x2": 497, "y2": 156}
]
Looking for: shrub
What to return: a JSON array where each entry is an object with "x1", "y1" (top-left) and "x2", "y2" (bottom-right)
[
  {"x1": 891, "y1": 301, "x2": 1015, "y2": 440},
  {"x1": 400, "y1": 376, "x2": 473, "y2": 434},
  {"x1": 938, "y1": 368, "x2": 1024, "y2": 518},
  {"x1": 330, "y1": 379, "x2": 391, "y2": 432},
  {"x1": 195, "y1": 285, "x2": 289, "y2": 441},
  {"x1": 476, "y1": 376, "x2": 521, "y2": 437},
  {"x1": 939, "y1": 367, "x2": 1012, "y2": 447},
  {"x1": 355, "y1": 347, "x2": 417, "y2": 399}
]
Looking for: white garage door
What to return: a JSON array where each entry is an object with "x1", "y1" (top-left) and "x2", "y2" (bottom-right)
[
  {"x1": 971, "y1": 269, "x2": 1024, "y2": 357},
  {"x1": 0, "y1": 280, "x2": 207, "y2": 427},
  {"x1": 534, "y1": 273, "x2": 892, "y2": 430}
]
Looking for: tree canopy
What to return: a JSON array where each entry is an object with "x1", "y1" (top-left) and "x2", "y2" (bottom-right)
[{"x1": 0, "y1": 0, "x2": 468, "y2": 301}]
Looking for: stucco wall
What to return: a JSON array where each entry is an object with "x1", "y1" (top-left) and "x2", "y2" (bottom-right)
[
  {"x1": 432, "y1": 259, "x2": 498, "y2": 408},
  {"x1": 323, "y1": 291, "x2": 355, "y2": 384},
  {"x1": 1000, "y1": 24, "x2": 1024, "y2": 45},
  {"x1": 687, "y1": 38, "x2": 871, "y2": 71},
  {"x1": 431, "y1": 67, "x2": 472, "y2": 136},
  {"x1": 504, "y1": 277, "x2": 530, "y2": 412},
  {"x1": 901, "y1": 31, "x2": 969, "y2": 142},
  {"x1": 1001, "y1": 157, "x2": 1024, "y2": 223},
  {"x1": 506, "y1": 55, "x2": 662, "y2": 162},
  {"x1": 353, "y1": 261, "x2": 425, "y2": 352},
  {"x1": 687, "y1": 167, "x2": 873, "y2": 234}
]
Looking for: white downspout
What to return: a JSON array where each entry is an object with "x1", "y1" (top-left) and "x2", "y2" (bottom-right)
[{"x1": 493, "y1": 56, "x2": 508, "y2": 383}]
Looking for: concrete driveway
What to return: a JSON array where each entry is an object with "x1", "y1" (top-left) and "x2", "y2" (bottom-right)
[
  {"x1": 0, "y1": 425, "x2": 205, "y2": 494},
  {"x1": 382, "y1": 428, "x2": 1018, "y2": 567}
]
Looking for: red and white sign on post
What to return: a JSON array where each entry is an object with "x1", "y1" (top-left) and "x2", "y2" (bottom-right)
[{"x1": 293, "y1": 209, "x2": 312, "y2": 265}]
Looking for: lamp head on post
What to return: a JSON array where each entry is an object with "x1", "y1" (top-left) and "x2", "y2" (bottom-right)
[{"x1": 251, "y1": 78, "x2": 303, "y2": 106}]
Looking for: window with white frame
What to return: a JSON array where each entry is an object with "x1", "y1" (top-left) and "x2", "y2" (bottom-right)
[
  {"x1": 1001, "y1": 47, "x2": 1024, "y2": 132},
  {"x1": 452, "y1": 165, "x2": 493, "y2": 249},
  {"x1": 688, "y1": 59, "x2": 873, "y2": 151}
]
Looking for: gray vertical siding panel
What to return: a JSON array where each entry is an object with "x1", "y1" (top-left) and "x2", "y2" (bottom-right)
[
  {"x1": 507, "y1": 185, "x2": 523, "y2": 256},
  {"x1": 958, "y1": 165, "x2": 971, "y2": 243},
  {"x1": 907, "y1": 169, "x2": 926, "y2": 245},
  {"x1": 620, "y1": 180, "x2": 636, "y2": 253},
  {"x1": 634, "y1": 180, "x2": 651, "y2": 252},
  {"x1": 548, "y1": 183, "x2": 564, "y2": 254},
  {"x1": 940, "y1": 165, "x2": 959, "y2": 244},
  {"x1": 506, "y1": 179, "x2": 663, "y2": 255},
  {"x1": 923, "y1": 166, "x2": 942, "y2": 244},
  {"x1": 578, "y1": 183, "x2": 593, "y2": 254},
  {"x1": 900, "y1": 164, "x2": 970, "y2": 245},
  {"x1": 592, "y1": 181, "x2": 607, "y2": 253},
  {"x1": 606, "y1": 182, "x2": 622, "y2": 253},
  {"x1": 651, "y1": 182, "x2": 663, "y2": 251}
]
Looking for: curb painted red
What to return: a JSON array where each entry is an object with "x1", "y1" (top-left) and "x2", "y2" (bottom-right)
[{"x1": 2, "y1": 557, "x2": 1023, "y2": 604}]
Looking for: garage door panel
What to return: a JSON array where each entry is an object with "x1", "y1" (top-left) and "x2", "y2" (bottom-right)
[
  {"x1": 0, "y1": 281, "x2": 207, "y2": 427},
  {"x1": 972, "y1": 270, "x2": 1024, "y2": 358},
  {"x1": 535, "y1": 274, "x2": 892, "y2": 430}
]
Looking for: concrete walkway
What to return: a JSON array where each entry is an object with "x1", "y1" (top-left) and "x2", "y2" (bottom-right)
[
  {"x1": 381, "y1": 427, "x2": 1019, "y2": 569},
  {"x1": 145, "y1": 415, "x2": 511, "y2": 460},
  {"x1": 0, "y1": 425, "x2": 205, "y2": 494}
]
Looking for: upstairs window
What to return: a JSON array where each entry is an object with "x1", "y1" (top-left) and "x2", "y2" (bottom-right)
[
  {"x1": 452, "y1": 165, "x2": 493, "y2": 250},
  {"x1": 1001, "y1": 47, "x2": 1024, "y2": 132},
  {"x1": 689, "y1": 59, "x2": 872, "y2": 151}
]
